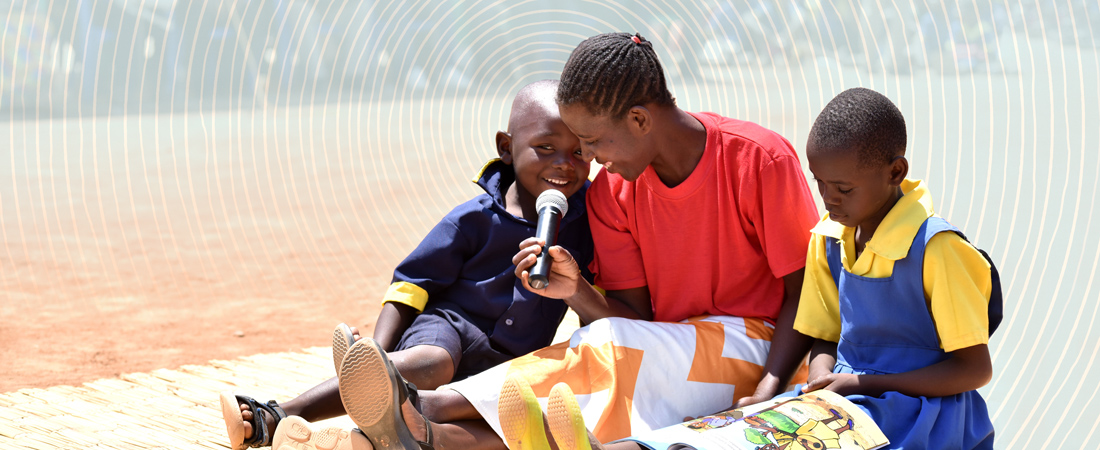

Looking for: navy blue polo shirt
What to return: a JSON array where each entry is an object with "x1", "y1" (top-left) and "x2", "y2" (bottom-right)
[{"x1": 384, "y1": 159, "x2": 594, "y2": 358}]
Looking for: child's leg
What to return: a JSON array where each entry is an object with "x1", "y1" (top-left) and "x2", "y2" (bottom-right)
[
  {"x1": 278, "y1": 376, "x2": 346, "y2": 420},
  {"x1": 224, "y1": 329, "x2": 443, "y2": 446},
  {"x1": 235, "y1": 370, "x2": 492, "y2": 446},
  {"x1": 223, "y1": 376, "x2": 345, "y2": 449},
  {"x1": 390, "y1": 309, "x2": 512, "y2": 389},
  {"x1": 340, "y1": 337, "x2": 509, "y2": 450},
  {"x1": 386, "y1": 344, "x2": 455, "y2": 390}
]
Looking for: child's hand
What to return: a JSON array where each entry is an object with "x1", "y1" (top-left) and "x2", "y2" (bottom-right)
[
  {"x1": 513, "y1": 237, "x2": 582, "y2": 299},
  {"x1": 733, "y1": 393, "x2": 772, "y2": 409},
  {"x1": 806, "y1": 367, "x2": 834, "y2": 386},
  {"x1": 804, "y1": 373, "x2": 862, "y2": 396}
]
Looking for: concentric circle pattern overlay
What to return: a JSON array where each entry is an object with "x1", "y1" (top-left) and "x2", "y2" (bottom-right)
[{"x1": 2, "y1": 1, "x2": 1096, "y2": 447}]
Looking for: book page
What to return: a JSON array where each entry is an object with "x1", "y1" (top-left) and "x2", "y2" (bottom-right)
[{"x1": 618, "y1": 390, "x2": 888, "y2": 450}]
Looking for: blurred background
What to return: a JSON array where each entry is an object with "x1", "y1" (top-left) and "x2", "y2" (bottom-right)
[
  {"x1": 2, "y1": 1, "x2": 1097, "y2": 448},
  {"x1": 6, "y1": 0, "x2": 1094, "y2": 115}
]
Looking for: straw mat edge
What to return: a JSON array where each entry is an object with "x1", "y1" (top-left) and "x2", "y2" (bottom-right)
[{"x1": 0, "y1": 347, "x2": 354, "y2": 449}]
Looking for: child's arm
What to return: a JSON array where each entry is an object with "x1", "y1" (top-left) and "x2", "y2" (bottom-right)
[
  {"x1": 513, "y1": 237, "x2": 654, "y2": 323},
  {"x1": 735, "y1": 269, "x2": 815, "y2": 407},
  {"x1": 372, "y1": 302, "x2": 418, "y2": 352},
  {"x1": 804, "y1": 343, "x2": 992, "y2": 398},
  {"x1": 807, "y1": 338, "x2": 838, "y2": 383}
]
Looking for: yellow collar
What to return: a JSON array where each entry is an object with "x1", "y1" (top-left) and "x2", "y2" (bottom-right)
[
  {"x1": 810, "y1": 179, "x2": 936, "y2": 260},
  {"x1": 471, "y1": 157, "x2": 503, "y2": 183}
]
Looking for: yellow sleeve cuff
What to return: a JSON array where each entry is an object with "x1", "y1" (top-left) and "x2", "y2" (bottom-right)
[{"x1": 382, "y1": 282, "x2": 429, "y2": 313}]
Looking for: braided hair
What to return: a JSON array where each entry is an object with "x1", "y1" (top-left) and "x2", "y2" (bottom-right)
[
  {"x1": 557, "y1": 33, "x2": 676, "y2": 119},
  {"x1": 808, "y1": 87, "x2": 907, "y2": 168}
]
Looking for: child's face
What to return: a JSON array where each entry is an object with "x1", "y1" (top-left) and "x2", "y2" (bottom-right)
[
  {"x1": 807, "y1": 144, "x2": 903, "y2": 230},
  {"x1": 559, "y1": 104, "x2": 652, "y2": 182},
  {"x1": 504, "y1": 103, "x2": 590, "y2": 202}
]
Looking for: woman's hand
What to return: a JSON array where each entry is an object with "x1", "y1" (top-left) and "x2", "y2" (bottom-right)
[{"x1": 513, "y1": 237, "x2": 582, "y2": 299}]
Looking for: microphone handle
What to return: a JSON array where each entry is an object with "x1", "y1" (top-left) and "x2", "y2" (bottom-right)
[{"x1": 528, "y1": 207, "x2": 561, "y2": 289}]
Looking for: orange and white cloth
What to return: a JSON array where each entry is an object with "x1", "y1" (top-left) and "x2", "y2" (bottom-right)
[{"x1": 444, "y1": 315, "x2": 790, "y2": 444}]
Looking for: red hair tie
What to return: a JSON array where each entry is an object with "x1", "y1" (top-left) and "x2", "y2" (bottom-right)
[{"x1": 631, "y1": 35, "x2": 642, "y2": 44}]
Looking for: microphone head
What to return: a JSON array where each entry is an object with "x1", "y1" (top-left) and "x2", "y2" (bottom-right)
[{"x1": 535, "y1": 189, "x2": 569, "y2": 216}]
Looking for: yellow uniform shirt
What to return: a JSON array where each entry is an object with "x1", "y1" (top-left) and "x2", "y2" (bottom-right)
[{"x1": 794, "y1": 179, "x2": 992, "y2": 352}]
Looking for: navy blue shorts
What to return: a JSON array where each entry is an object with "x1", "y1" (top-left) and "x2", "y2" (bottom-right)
[{"x1": 394, "y1": 308, "x2": 513, "y2": 380}]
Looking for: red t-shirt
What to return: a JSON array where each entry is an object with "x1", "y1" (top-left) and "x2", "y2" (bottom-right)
[{"x1": 587, "y1": 112, "x2": 819, "y2": 323}]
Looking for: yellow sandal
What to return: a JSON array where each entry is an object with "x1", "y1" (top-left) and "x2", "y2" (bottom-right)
[
  {"x1": 498, "y1": 376, "x2": 550, "y2": 450},
  {"x1": 547, "y1": 383, "x2": 594, "y2": 450}
]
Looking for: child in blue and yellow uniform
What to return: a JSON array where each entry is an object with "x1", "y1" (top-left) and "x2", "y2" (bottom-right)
[
  {"x1": 792, "y1": 87, "x2": 996, "y2": 449},
  {"x1": 374, "y1": 81, "x2": 594, "y2": 385},
  {"x1": 219, "y1": 79, "x2": 595, "y2": 450}
]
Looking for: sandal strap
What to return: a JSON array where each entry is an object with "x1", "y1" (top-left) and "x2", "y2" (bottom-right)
[
  {"x1": 402, "y1": 383, "x2": 434, "y2": 450},
  {"x1": 393, "y1": 376, "x2": 433, "y2": 449},
  {"x1": 417, "y1": 418, "x2": 435, "y2": 450},
  {"x1": 378, "y1": 351, "x2": 433, "y2": 449},
  {"x1": 235, "y1": 395, "x2": 285, "y2": 448},
  {"x1": 263, "y1": 400, "x2": 288, "y2": 422},
  {"x1": 404, "y1": 380, "x2": 423, "y2": 413}
]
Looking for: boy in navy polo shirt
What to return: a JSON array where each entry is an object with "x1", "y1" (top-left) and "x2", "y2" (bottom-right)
[{"x1": 220, "y1": 80, "x2": 594, "y2": 450}]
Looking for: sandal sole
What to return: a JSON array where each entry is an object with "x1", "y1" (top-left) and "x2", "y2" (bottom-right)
[
  {"x1": 332, "y1": 323, "x2": 356, "y2": 374},
  {"x1": 338, "y1": 338, "x2": 421, "y2": 450},
  {"x1": 272, "y1": 416, "x2": 374, "y2": 450},
  {"x1": 498, "y1": 376, "x2": 549, "y2": 450},
  {"x1": 547, "y1": 383, "x2": 592, "y2": 450},
  {"x1": 219, "y1": 391, "x2": 249, "y2": 450}
]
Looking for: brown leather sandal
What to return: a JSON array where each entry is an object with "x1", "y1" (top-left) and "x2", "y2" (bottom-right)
[
  {"x1": 219, "y1": 392, "x2": 287, "y2": 450},
  {"x1": 337, "y1": 338, "x2": 435, "y2": 450}
]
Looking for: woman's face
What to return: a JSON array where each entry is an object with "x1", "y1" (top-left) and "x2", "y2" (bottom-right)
[{"x1": 558, "y1": 103, "x2": 654, "y2": 182}]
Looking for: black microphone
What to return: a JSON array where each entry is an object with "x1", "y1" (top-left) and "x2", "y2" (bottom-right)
[{"x1": 528, "y1": 190, "x2": 568, "y2": 289}]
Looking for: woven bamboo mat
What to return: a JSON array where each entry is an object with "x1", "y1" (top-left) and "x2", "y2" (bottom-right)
[
  {"x1": 0, "y1": 312, "x2": 580, "y2": 449},
  {"x1": 0, "y1": 346, "x2": 354, "y2": 450}
]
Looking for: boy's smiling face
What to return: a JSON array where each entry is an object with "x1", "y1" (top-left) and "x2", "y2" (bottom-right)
[
  {"x1": 807, "y1": 143, "x2": 907, "y2": 232},
  {"x1": 498, "y1": 89, "x2": 589, "y2": 217}
]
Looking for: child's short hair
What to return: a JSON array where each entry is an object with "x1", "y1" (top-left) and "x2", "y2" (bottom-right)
[
  {"x1": 557, "y1": 32, "x2": 676, "y2": 119},
  {"x1": 808, "y1": 87, "x2": 907, "y2": 168}
]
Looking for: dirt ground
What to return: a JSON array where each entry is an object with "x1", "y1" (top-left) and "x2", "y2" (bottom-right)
[
  {"x1": 0, "y1": 276, "x2": 390, "y2": 392},
  {"x1": 0, "y1": 104, "x2": 494, "y2": 392}
]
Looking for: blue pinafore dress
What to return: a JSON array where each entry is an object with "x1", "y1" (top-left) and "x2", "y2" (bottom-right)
[{"x1": 826, "y1": 217, "x2": 995, "y2": 449}]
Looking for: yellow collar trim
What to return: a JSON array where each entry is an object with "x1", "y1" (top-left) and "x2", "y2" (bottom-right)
[
  {"x1": 472, "y1": 157, "x2": 503, "y2": 183},
  {"x1": 810, "y1": 179, "x2": 935, "y2": 260}
]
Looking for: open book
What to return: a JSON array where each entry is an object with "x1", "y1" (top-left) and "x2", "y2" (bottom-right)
[{"x1": 622, "y1": 390, "x2": 889, "y2": 450}]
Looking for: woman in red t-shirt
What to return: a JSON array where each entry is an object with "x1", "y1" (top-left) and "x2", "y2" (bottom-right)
[{"x1": 278, "y1": 32, "x2": 819, "y2": 450}]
